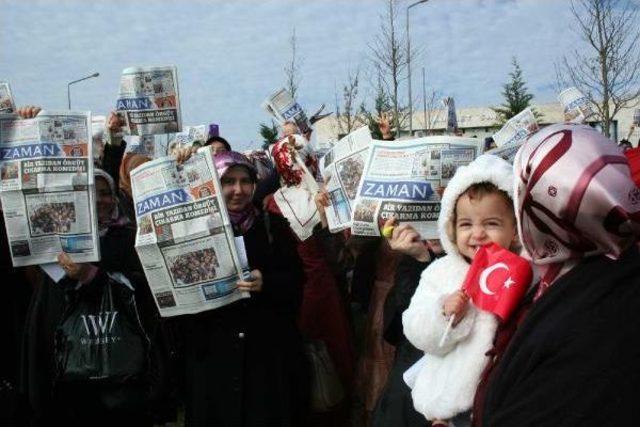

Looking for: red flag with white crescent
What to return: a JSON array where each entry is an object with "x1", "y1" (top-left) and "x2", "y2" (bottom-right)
[{"x1": 462, "y1": 242, "x2": 533, "y2": 321}]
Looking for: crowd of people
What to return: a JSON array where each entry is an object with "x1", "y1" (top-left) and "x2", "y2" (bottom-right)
[
  {"x1": 28, "y1": 202, "x2": 76, "y2": 234},
  {"x1": 168, "y1": 248, "x2": 219, "y2": 286},
  {"x1": 2, "y1": 99, "x2": 640, "y2": 427}
]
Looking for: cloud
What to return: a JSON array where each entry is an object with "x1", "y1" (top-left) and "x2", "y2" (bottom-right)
[{"x1": 1, "y1": 0, "x2": 583, "y2": 149}]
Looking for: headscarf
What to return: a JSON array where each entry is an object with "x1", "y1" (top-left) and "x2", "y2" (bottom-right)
[
  {"x1": 94, "y1": 168, "x2": 127, "y2": 236},
  {"x1": 214, "y1": 151, "x2": 258, "y2": 235},
  {"x1": 514, "y1": 123, "x2": 640, "y2": 298}
]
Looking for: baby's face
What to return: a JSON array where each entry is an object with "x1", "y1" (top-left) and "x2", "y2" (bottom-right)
[{"x1": 454, "y1": 192, "x2": 518, "y2": 260}]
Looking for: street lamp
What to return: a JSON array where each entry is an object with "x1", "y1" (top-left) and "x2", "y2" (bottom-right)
[
  {"x1": 407, "y1": 0, "x2": 428, "y2": 136},
  {"x1": 67, "y1": 72, "x2": 99, "y2": 109}
]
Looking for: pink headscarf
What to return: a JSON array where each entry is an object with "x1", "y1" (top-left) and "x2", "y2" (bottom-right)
[
  {"x1": 514, "y1": 123, "x2": 640, "y2": 298},
  {"x1": 214, "y1": 151, "x2": 258, "y2": 235}
]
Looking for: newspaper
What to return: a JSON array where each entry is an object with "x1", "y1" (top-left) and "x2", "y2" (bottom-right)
[
  {"x1": 320, "y1": 126, "x2": 372, "y2": 232},
  {"x1": 124, "y1": 125, "x2": 207, "y2": 159},
  {"x1": 261, "y1": 88, "x2": 311, "y2": 135},
  {"x1": 492, "y1": 108, "x2": 539, "y2": 147},
  {"x1": 0, "y1": 111, "x2": 100, "y2": 266},
  {"x1": 0, "y1": 82, "x2": 15, "y2": 114},
  {"x1": 350, "y1": 136, "x2": 481, "y2": 239},
  {"x1": 558, "y1": 87, "x2": 595, "y2": 124},
  {"x1": 130, "y1": 149, "x2": 248, "y2": 317},
  {"x1": 486, "y1": 143, "x2": 522, "y2": 164},
  {"x1": 116, "y1": 65, "x2": 182, "y2": 136},
  {"x1": 443, "y1": 97, "x2": 458, "y2": 133},
  {"x1": 633, "y1": 109, "x2": 640, "y2": 126}
]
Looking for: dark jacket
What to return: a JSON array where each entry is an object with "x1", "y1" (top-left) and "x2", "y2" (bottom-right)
[
  {"x1": 182, "y1": 212, "x2": 308, "y2": 427},
  {"x1": 482, "y1": 246, "x2": 640, "y2": 426},
  {"x1": 372, "y1": 254, "x2": 431, "y2": 427},
  {"x1": 21, "y1": 224, "x2": 161, "y2": 426}
]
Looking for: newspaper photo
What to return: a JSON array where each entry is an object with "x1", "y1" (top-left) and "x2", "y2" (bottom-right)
[
  {"x1": 0, "y1": 82, "x2": 16, "y2": 114},
  {"x1": 0, "y1": 111, "x2": 100, "y2": 266},
  {"x1": 320, "y1": 126, "x2": 372, "y2": 232},
  {"x1": 558, "y1": 87, "x2": 595, "y2": 124},
  {"x1": 350, "y1": 136, "x2": 482, "y2": 239},
  {"x1": 492, "y1": 108, "x2": 539, "y2": 147},
  {"x1": 130, "y1": 149, "x2": 248, "y2": 317},
  {"x1": 116, "y1": 65, "x2": 182, "y2": 136},
  {"x1": 261, "y1": 88, "x2": 311, "y2": 135}
]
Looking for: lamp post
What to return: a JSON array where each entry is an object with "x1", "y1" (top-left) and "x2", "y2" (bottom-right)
[
  {"x1": 67, "y1": 72, "x2": 99, "y2": 109},
  {"x1": 406, "y1": 0, "x2": 428, "y2": 136},
  {"x1": 422, "y1": 67, "x2": 427, "y2": 134}
]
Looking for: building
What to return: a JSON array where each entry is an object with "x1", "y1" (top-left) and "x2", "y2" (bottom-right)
[{"x1": 314, "y1": 100, "x2": 640, "y2": 147}]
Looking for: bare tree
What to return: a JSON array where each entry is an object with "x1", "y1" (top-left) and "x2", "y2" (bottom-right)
[
  {"x1": 284, "y1": 27, "x2": 302, "y2": 98},
  {"x1": 335, "y1": 68, "x2": 363, "y2": 137},
  {"x1": 368, "y1": 0, "x2": 420, "y2": 136},
  {"x1": 556, "y1": 0, "x2": 640, "y2": 137},
  {"x1": 421, "y1": 87, "x2": 441, "y2": 134}
]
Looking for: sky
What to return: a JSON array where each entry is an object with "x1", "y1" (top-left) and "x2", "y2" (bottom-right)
[{"x1": 1, "y1": 0, "x2": 588, "y2": 150}]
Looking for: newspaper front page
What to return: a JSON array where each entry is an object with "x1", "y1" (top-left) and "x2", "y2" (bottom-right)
[
  {"x1": 0, "y1": 82, "x2": 15, "y2": 114},
  {"x1": 131, "y1": 150, "x2": 247, "y2": 317},
  {"x1": 558, "y1": 87, "x2": 595, "y2": 124},
  {"x1": 320, "y1": 126, "x2": 372, "y2": 232},
  {"x1": 261, "y1": 88, "x2": 311, "y2": 135},
  {"x1": 117, "y1": 65, "x2": 182, "y2": 136},
  {"x1": 350, "y1": 136, "x2": 481, "y2": 239},
  {"x1": 0, "y1": 111, "x2": 100, "y2": 266},
  {"x1": 492, "y1": 108, "x2": 539, "y2": 147}
]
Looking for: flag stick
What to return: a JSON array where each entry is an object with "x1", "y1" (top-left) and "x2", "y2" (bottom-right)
[{"x1": 438, "y1": 315, "x2": 455, "y2": 348}]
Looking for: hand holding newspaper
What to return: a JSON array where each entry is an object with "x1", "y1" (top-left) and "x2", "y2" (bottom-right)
[{"x1": 130, "y1": 148, "x2": 248, "y2": 317}]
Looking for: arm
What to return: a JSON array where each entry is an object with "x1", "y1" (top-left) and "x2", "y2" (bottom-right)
[{"x1": 402, "y1": 259, "x2": 476, "y2": 356}]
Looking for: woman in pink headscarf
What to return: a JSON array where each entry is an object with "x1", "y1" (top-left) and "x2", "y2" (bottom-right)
[{"x1": 475, "y1": 124, "x2": 640, "y2": 426}]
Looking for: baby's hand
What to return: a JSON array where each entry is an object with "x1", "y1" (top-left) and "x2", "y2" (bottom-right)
[{"x1": 442, "y1": 290, "x2": 469, "y2": 326}]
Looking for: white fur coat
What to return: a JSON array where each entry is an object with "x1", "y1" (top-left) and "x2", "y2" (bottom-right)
[{"x1": 401, "y1": 154, "x2": 514, "y2": 421}]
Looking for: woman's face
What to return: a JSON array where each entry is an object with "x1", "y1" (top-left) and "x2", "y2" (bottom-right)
[
  {"x1": 96, "y1": 177, "x2": 115, "y2": 224},
  {"x1": 221, "y1": 166, "x2": 255, "y2": 212}
]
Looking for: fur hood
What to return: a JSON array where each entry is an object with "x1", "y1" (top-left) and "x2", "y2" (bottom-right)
[{"x1": 437, "y1": 154, "x2": 515, "y2": 258}]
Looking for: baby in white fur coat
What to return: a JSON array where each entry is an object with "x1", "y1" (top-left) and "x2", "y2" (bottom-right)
[{"x1": 402, "y1": 155, "x2": 519, "y2": 426}]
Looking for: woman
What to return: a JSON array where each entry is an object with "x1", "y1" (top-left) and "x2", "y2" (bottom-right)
[
  {"x1": 22, "y1": 169, "x2": 160, "y2": 426},
  {"x1": 478, "y1": 124, "x2": 640, "y2": 425},
  {"x1": 180, "y1": 151, "x2": 308, "y2": 427}
]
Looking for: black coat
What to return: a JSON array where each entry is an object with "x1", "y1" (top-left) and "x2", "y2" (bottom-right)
[
  {"x1": 182, "y1": 212, "x2": 308, "y2": 427},
  {"x1": 372, "y1": 255, "x2": 431, "y2": 427},
  {"x1": 20, "y1": 224, "x2": 158, "y2": 426},
  {"x1": 483, "y1": 246, "x2": 640, "y2": 426}
]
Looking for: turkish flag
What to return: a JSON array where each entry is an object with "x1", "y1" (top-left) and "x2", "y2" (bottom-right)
[
  {"x1": 462, "y1": 243, "x2": 533, "y2": 321},
  {"x1": 625, "y1": 147, "x2": 640, "y2": 188}
]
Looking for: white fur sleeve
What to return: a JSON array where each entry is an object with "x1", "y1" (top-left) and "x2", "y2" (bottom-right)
[{"x1": 402, "y1": 258, "x2": 476, "y2": 357}]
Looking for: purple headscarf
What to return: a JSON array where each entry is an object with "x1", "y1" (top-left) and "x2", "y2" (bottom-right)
[{"x1": 214, "y1": 151, "x2": 258, "y2": 235}]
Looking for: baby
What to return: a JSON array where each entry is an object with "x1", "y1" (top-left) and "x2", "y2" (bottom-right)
[{"x1": 402, "y1": 154, "x2": 520, "y2": 426}]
